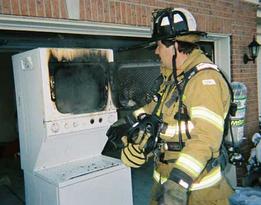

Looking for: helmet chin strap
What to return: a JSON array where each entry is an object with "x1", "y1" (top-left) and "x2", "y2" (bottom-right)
[
  {"x1": 172, "y1": 46, "x2": 181, "y2": 95},
  {"x1": 172, "y1": 46, "x2": 185, "y2": 150}
]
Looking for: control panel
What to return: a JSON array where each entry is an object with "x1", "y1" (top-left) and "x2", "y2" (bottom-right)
[{"x1": 46, "y1": 112, "x2": 117, "y2": 136}]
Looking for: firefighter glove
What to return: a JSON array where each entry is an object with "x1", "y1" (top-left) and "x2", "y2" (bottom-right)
[{"x1": 121, "y1": 143, "x2": 146, "y2": 168}]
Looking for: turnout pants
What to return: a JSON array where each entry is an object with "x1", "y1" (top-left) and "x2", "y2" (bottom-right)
[{"x1": 149, "y1": 176, "x2": 234, "y2": 205}]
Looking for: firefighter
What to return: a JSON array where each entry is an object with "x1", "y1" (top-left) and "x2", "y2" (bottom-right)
[{"x1": 107, "y1": 7, "x2": 234, "y2": 205}]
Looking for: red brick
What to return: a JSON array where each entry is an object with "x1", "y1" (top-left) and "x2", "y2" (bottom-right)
[
  {"x1": 196, "y1": 14, "x2": 206, "y2": 32},
  {"x1": 103, "y1": 0, "x2": 109, "y2": 23},
  {"x1": 36, "y1": 0, "x2": 45, "y2": 17},
  {"x1": 11, "y1": 0, "x2": 20, "y2": 15},
  {"x1": 121, "y1": 2, "x2": 126, "y2": 24},
  {"x1": 20, "y1": 0, "x2": 28, "y2": 16},
  {"x1": 96, "y1": 0, "x2": 104, "y2": 22},
  {"x1": 60, "y1": 0, "x2": 68, "y2": 18},
  {"x1": 85, "y1": 0, "x2": 92, "y2": 20},
  {"x1": 2, "y1": 0, "x2": 11, "y2": 14},
  {"x1": 130, "y1": 4, "x2": 136, "y2": 25},
  {"x1": 28, "y1": 0, "x2": 36, "y2": 16},
  {"x1": 51, "y1": 0, "x2": 60, "y2": 18},
  {"x1": 222, "y1": 19, "x2": 233, "y2": 34},
  {"x1": 109, "y1": 1, "x2": 116, "y2": 23},
  {"x1": 140, "y1": 6, "x2": 146, "y2": 26},
  {"x1": 148, "y1": 0, "x2": 158, "y2": 7},
  {"x1": 125, "y1": 3, "x2": 131, "y2": 25},
  {"x1": 90, "y1": 0, "x2": 96, "y2": 21},
  {"x1": 79, "y1": 0, "x2": 85, "y2": 19},
  {"x1": 44, "y1": 0, "x2": 52, "y2": 17},
  {"x1": 115, "y1": 1, "x2": 121, "y2": 24},
  {"x1": 124, "y1": 0, "x2": 140, "y2": 4},
  {"x1": 136, "y1": 5, "x2": 141, "y2": 25},
  {"x1": 147, "y1": 7, "x2": 154, "y2": 26}
]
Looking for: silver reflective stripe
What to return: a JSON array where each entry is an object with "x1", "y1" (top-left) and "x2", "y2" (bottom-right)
[
  {"x1": 175, "y1": 153, "x2": 204, "y2": 178},
  {"x1": 179, "y1": 121, "x2": 194, "y2": 133},
  {"x1": 160, "y1": 121, "x2": 194, "y2": 138},
  {"x1": 153, "y1": 166, "x2": 222, "y2": 191},
  {"x1": 164, "y1": 125, "x2": 176, "y2": 136},
  {"x1": 190, "y1": 167, "x2": 222, "y2": 191},
  {"x1": 153, "y1": 170, "x2": 167, "y2": 184},
  {"x1": 196, "y1": 63, "x2": 219, "y2": 71},
  {"x1": 190, "y1": 106, "x2": 224, "y2": 131}
]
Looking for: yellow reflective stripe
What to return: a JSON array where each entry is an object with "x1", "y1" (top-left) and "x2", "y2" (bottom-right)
[
  {"x1": 153, "y1": 170, "x2": 167, "y2": 184},
  {"x1": 190, "y1": 167, "x2": 222, "y2": 191},
  {"x1": 133, "y1": 108, "x2": 146, "y2": 118},
  {"x1": 190, "y1": 106, "x2": 224, "y2": 131},
  {"x1": 175, "y1": 153, "x2": 204, "y2": 178},
  {"x1": 160, "y1": 121, "x2": 194, "y2": 138}
]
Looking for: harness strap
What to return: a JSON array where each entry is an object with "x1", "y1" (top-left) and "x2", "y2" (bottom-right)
[
  {"x1": 171, "y1": 63, "x2": 230, "y2": 150},
  {"x1": 159, "y1": 62, "x2": 232, "y2": 164},
  {"x1": 153, "y1": 63, "x2": 233, "y2": 190},
  {"x1": 152, "y1": 75, "x2": 172, "y2": 116}
]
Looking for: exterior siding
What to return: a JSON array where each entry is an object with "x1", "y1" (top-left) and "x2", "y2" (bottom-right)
[{"x1": 0, "y1": 0, "x2": 259, "y2": 182}]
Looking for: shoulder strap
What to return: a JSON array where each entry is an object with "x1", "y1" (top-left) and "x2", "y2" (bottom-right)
[
  {"x1": 195, "y1": 63, "x2": 234, "y2": 102},
  {"x1": 152, "y1": 74, "x2": 172, "y2": 116},
  {"x1": 176, "y1": 62, "x2": 234, "y2": 149},
  {"x1": 187, "y1": 63, "x2": 239, "y2": 156}
]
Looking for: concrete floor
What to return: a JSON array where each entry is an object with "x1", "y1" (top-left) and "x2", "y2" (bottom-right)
[
  {"x1": 0, "y1": 156, "x2": 154, "y2": 205},
  {"x1": 0, "y1": 157, "x2": 25, "y2": 205},
  {"x1": 132, "y1": 160, "x2": 154, "y2": 205}
]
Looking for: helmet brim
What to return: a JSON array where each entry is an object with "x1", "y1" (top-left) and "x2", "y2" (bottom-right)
[
  {"x1": 150, "y1": 31, "x2": 207, "y2": 43},
  {"x1": 118, "y1": 31, "x2": 207, "y2": 52}
]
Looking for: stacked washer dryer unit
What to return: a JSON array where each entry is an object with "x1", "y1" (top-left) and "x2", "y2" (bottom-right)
[{"x1": 12, "y1": 48, "x2": 133, "y2": 205}]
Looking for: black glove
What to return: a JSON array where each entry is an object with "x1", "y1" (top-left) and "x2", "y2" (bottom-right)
[
  {"x1": 106, "y1": 116, "x2": 135, "y2": 149},
  {"x1": 138, "y1": 114, "x2": 162, "y2": 154},
  {"x1": 157, "y1": 180, "x2": 188, "y2": 205}
]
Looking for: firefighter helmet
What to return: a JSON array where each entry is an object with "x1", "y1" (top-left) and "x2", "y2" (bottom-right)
[{"x1": 151, "y1": 8, "x2": 206, "y2": 43}]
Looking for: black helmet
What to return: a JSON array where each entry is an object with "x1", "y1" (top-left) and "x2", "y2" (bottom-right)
[{"x1": 151, "y1": 8, "x2": 206, "y2": 43}]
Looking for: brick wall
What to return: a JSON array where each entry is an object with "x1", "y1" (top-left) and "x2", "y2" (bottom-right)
[
  {"x1": 0, "y1": 0, "x2": 68, "y2": 18},
  {"x1": 0, "y1": 0, "x2": 259, "y2": 138}
]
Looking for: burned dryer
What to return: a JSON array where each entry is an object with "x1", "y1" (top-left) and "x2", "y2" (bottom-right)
[{"x1": 12, "y1": 48, "x2": 133, "y2": 205}]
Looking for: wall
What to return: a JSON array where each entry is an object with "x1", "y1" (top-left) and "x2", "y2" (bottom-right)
[
  {"x1": 0, "y1": 0, "x2": 259, "y2": 140},
  {"x1": 0, "y1": 0, "x2": 68, "y2": 18}
]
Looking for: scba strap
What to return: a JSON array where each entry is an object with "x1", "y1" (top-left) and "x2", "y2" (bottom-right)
[{"x1": 169, "y1": 62, "x2": 232, "y2": 151}]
